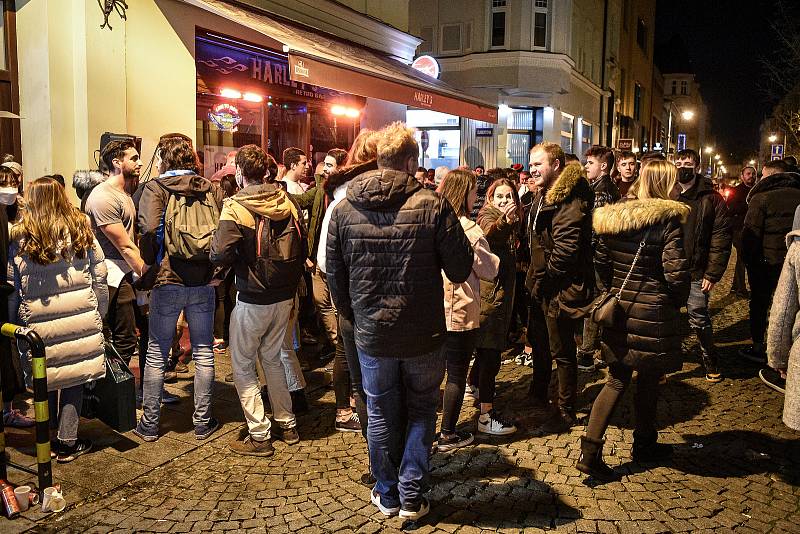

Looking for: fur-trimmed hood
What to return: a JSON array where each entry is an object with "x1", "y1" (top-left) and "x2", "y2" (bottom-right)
[
  {"x1": 747, "y1": 171, "x2": 800, "y2": 203},
  {"x1": 593, "y1": 198, "x2": 690, "y2": 235},
  {"x1": 545, "y1": 163, "x2": 590, "y2": 205}
]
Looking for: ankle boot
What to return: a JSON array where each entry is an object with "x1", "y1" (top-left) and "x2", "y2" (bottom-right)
[
  {"x1": 576, "y1": 436, "x2": 621, "y2": 482},
  {"x1": 693, "y1": 326, "x2": 721, "y2": 381},
  {"x1": 632, "y1": 429, "x2": 672, "y2": 463}
]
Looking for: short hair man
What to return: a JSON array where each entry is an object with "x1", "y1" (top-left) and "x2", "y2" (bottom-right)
[
  {"x1": 727, "y1": 166, "x2": 757, "y2": 296},
  {"x1": 85, "y1": 140, "x2": 146, "y2": 373},
  {"x1": 414, "y1": 166, "x2": 427, "y2": 183},
  {"x1": 434, "y1": 165, "x2": 449, "y2": 187},
  {"x1": 741, "y1": 158, "x2": 800, "y2": 364},
  {"x1": 327, "y1": 122, "x2": 473, "y2": 519},
  {"x1": 211, "y1": 145, "x2": 306, "y2": 455},
  {"x1": 527, "y1": 142, "x2": 595, "y2": 433},
  {"x1": 615, "y1": 150, "x2": 637, "y2": 197},
  {"x1": 281, "y1": 147, "x2": 308, "y2": 195},
  {"x1": 135, "y1": 135, "x2": 224, "y2": 442},
  {"x1": 674, "y1": 148, "x2": 732, "y2": 381},
  {"x1": 323, "y1": 148, "x2": 348, "y2": 179}
]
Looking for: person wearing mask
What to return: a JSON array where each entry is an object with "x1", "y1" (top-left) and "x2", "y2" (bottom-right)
[
  {"x1": 135, "y1": 135, "x2": 223, "y2": 442},
  {"x1": 578, "y1": 147, "x2": 621, "y2": 372},
  {"x1": 211, "y1": 145, "x2": 306, "y2": 455},
  {"x1": 741, "y1": 159, "x2": 800, "y2": 365},
  {"x1": 527, "y1": 144, "x2": 595, "y2": 434},
  {"x1": 726, "y1": 166, "x2": 757, "y2": 297},
  {"x1": 468, "y1": 178, "x2": 519, "y2": 436},
  {"x1": 436, "y1": 169, "x2": 499, "y2": 450},
  {"x1": 577, "y1": 160, "x2": 690, "y2": 481},
  {"x1": 9, "y1": 177, "x2": 109, "y2": 461},
  {"x1": 326, "y1": 122, "x2": 473, "y2": 520},
  {"x1": 674, "y1": 149, "x2": 731, "y2": 382},
  {"x1": 615, "y1": 150, "x2": 637, "y2": 198},
  {"x1": 0, "y1": 166, "x2": 30, "y2": 428}
]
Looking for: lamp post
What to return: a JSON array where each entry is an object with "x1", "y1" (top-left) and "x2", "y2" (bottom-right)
[{"x1": 665, "y1": 102, "x2": 695, "y2": 159}]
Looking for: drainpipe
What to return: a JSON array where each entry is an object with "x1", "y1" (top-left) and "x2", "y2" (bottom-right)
[{"x1": 599, "y1": 0, "x2": 610, "y2": 145}]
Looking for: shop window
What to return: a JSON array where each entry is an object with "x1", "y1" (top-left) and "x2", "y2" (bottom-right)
[
  {"x1": 581, "y1": 121, "x2": 593, "y2": 145},
  {"x1": 507, "y1": 108, "x2": 536, "y2": 167},
  {"x1": 490, "y1": 0, "x2": 507, "y2": 49},
  {"x1": 441, "y1": 24, "x2": 462, "y2": 53},
  {"x1": 681, "y1": 80, "x2": 689, "y2": 95},
  {"x1": 407, "y1": 109, "x2": 460, "y2": 170},
  {"x1": 636, "y1": 18, "x2": 647, "y2": 53},
  {"x1": 560, "y1": 113, "x2": 574, "y2": 153}
]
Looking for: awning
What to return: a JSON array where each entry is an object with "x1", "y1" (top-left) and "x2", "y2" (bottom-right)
[{"x1": 180, "y1": 0, "x2": 498, "y2": 123}]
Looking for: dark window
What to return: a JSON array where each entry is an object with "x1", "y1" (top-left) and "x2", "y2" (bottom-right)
[
  {"x1": 633, "y1": 82, "x2": 642, "y2": 121},
  {"x1": 492, "y1": 11, "x2": 506, "y2": 47},
  {"x1": 636, "y1": 18, "x2": 647, "y2": 52},
  {"x1": 671, "y1": 80, "x2": 677, "y2": 95},
  {"x1": 533, "y1": 12, "x2": 547, "y2": 48},
  {"x1": 681, "y1": 80, "x2": 689, "y2": 95}
]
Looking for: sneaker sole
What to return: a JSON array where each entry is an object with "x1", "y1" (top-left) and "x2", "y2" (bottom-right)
[
  {"x1": 132, "y1": 428, "x2": 159, "y2": 442},
  {"x1": 399, "y1": 504, "x2": 430, "y2": 520},
  {"x1": 229, "y1": 446, "x2": 274, "y2": 457},
  {"x1": 705, "y1": 374, "x2": 723, "y2": 383},
  {"x1": 477, "y1": 426, "x2": 517, "y2": 436},
  {"x1": 759, "y1": 370, "x2": 786, "y2": 394},
  {"x1": 335, "y1": 426, "x2": 363, "y2": 433},
  {"x1": 437, "y1": 434, "x2": 474, "y2": 451},
  {"x1": 56, "y1": 442, "x2": 93, "y2": 464},
  {"x1": 370, "y1": 491, "x2": 399, "y2": 517},
  {"x1": 577, "y1": 365, "x2": 596, "y2": 371},
  {"x1": 196, "y1": 424, "x2": 221, "y2": 440}
]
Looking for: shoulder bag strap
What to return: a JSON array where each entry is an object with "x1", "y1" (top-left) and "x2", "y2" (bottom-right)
[{"x1": 615, "y1": 229, "x2": 650, "y2": 301}]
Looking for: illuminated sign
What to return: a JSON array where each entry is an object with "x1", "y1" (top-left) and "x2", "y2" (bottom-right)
[
  {"x1": 208, "y1": 103, "x2": 241, "y2": 132},
  {"x1": 412, "y1": 55, "x2": 440, "y2": 79}
]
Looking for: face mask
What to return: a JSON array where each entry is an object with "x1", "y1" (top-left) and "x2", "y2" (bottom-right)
[
  {"x1": 677, "y1": 167, "x2": 695, "y2": 184},
  {"x1": 0, "y1": 187, "x2": 18, "y2": 206},
  {"x1": 235, "y1": 167, "x2": 244, "y2": 190}
]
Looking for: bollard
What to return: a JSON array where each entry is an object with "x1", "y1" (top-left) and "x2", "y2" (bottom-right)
[{"x1": 0, "y1": 323, "x2": 52, "y2": 494}]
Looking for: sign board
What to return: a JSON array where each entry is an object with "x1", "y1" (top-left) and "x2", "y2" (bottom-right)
[
  {"x1": 411, "y1": 55, "x2": 441, "y2": 79},
  {"x1": 772, "y1": 154, "x2": 783, "y2": 161},
  {"x1": 617, "y1": 138, "x2": 633, "y2": 150},
  {"x1": 772, "y1": 144, "x2": 784, "y2": 157},
  {"x1": 420, "y1": 130, "x2": 429, "y2": 152},
  {"x1": 475, "y1": 127, "x2": 494, "y2": 137}
]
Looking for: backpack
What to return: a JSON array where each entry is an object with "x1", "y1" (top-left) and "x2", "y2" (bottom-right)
[
  {"x1": 254, "y1": 211, "x2": 306, "y2": 291},
  {"x1": 164, "y1": 190, "x2": 220, "y2": 262}
]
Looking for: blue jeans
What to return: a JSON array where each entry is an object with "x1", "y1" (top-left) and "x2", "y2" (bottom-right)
[
  {"x1": 687, "y1": 279, "x2": 711, "y2": 330},
  {"x1": 140, "y1": 285, "x2": 215, "y2": 433},
  {"x1": 359, "y1": 349, "x2": 445, "y2": 508}
]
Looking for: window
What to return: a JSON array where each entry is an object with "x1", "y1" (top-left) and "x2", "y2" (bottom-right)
[
  {"x1": 490, "y1": 0, "x2": 507, "y2": 49},
  {"x1": 535, "y1": 0, "x2": 547, "y2": 6},
  {"x1": 560, "y1": 113, "x2": 574, "y2": 153},
  {"x1": 532, "y1": 0, "x2": 548, "y2": 50},
  {"x1": 419, "y1": 26, "x2": 434, "y2": 54},
  {"x1": 633, "y1": 83, "x2": 642, "y2": 121},
  {"x1": 671, "y1": 80, "x2": 677, "y2": 95},
  {"x1": 582, "y1": 121, "x2": 593, "y2": 145},
  {"x1": 441, "y1": 24, "x2": 462, "y2": 53},
  {"x1": 636, "y1": 18, "x2": 647, "y2": 52},
  {"x1": 506, "y1": 108, "x2": 542, "y2": 166},
  {"x1": 680, "y1": 80, "x2": 689, "y2": 95}
]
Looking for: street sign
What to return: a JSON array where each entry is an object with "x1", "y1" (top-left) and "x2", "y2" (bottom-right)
[
  {"x1": 420, "y1": 130, "x2": 429, "y2": 152},
  {"x1": 475, "y1": 127, "x2": 494, "y2": 137},
  {"x1": 617, "y1": 138, "x2": 633, "y2": 150},
  {"x1": 771, "y1": 144, "x2": 784, "y2": 157}
]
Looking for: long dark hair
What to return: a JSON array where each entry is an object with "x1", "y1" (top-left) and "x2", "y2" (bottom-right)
[
  {"x1": 159, "y1": 136, "x2": 200, "y2": 174},
  {"x1": 437, "y1": 169, "x2": 476, "y2": 218}
]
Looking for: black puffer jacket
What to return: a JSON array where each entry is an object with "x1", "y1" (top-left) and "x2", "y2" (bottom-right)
[
  {"x1": 726, "y1": 182, "x2": 751, "y2": 235},
  {"x1": 742, "y1": 172, "x2": 800, "y2": 267},
  {"x1": 678, "y1": 175, "x2": 732, "y2": 282},
  {"x1": 594, "y1": 199, "x2": 691, "y2": 373},
  {"x1": 590, "y1": 174, "x2": 621, "y2": 209},
  {"x1": 526, "y1": 163, "x2": 595, "y2": 318},
  {"x1": 326, "y1": 168, "x2": 473, "y2": 358}
]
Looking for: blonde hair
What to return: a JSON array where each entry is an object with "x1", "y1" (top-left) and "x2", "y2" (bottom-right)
[
  {"x1": 376, "y1": 122, "x2": 419, "y2": 170},
  {"x1": 12, "y1": 177, "x2": 95, "y2": 264},
  {"x1": 635, "y1": 160, "x2": 678, "y2": 200},
  {"x1": 346, "y1": 129, "x2": 380, "y2": 166}
]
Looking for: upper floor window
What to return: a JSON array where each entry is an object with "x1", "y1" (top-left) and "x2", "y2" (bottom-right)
[
  {"x1": 636, "y1": 18, "x2": 647, "y2": 53},
  {"x1": 671, "y1": 80, "x2": 677, "y2": 95},
  {"x1": 490, "y1": 0, "x2": 507, "y2": 49},
  {"x1": 680, "y1": 80, "x2": 689, "y2": 95},
  {"x1": 533, "y1": 0, "x2": 548, "y2": 49}
]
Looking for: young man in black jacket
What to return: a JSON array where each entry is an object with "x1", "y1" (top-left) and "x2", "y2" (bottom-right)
[
  {"x1": 527, "y1": 142, "x2": 595, "y2": 433},
  {"x1": 326, "y1": 122, "x2": 473, "y2": 520},
  {"x1": 727, "y1": 166, "x2": 757, "y2": 297},
  {"x1": 211, "y1": 145, "x2": 306, "y2": 455},
  {"x1": 741, "y1": 159, "x2": 800, "y2": 363},
  {"x1": 675, "y1": 149, "x2": 732, "y2": 381}
]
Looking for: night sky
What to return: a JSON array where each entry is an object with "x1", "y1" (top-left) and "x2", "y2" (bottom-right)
[{"x1": 655, "y1": 0, "x2": 783, "y2": 162}]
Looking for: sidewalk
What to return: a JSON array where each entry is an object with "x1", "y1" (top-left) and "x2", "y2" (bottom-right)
[{"x1": 6, "y1": 255, "x2": 800, "y2": 533}]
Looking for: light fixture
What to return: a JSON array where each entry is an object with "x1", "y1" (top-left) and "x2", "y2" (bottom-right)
[
  {"x1": 331, "y1": 105, "x2": 346, "y2": 116},
  {"x1": 768, "y1": 134, "x2": 778, "y2": 143},
  {"x1": 632, "y1": 147, "x2": 640, "y2": 154},
  {"x1": 749, "y1": 159, "x2": 756, "y2": 165},
  {"x1": 220, "y1": 88, "x2": 242, "y2": 99},
  {"x1": 498, "y1": 104, "x2": 511, "y2": 115},
  {"x1": 714, "y1": 154, "x2": 720, "y2": 160},
  {"x1": 681, "y1": 110, "x2": 695, "y2": 121},
  {"x1": 331, "y1": 105, "x2": 361, "y2": 118},
  {"x1": 345, "y1": 108, "x2": 360, "y2": 118},
  {"x1": 704, "y1": 146, "x2": 713, "y2": 153},
  {"x1": 243, "y1": 92, "x2": 264, "y2": 103}
]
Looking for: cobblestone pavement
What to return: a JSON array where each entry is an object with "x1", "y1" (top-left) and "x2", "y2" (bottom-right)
[{"x1": 21, "y1": 258, "x2": 800, "y2": 533}]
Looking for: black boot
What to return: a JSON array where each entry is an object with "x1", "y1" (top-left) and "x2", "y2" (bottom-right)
[
  {"x1": 632, "y1": 429, "x2": 672, "y2": 463},
  {"x1": 576, "y1": 436, "x2": 621, "y2": 482},
  {"x1": 291, "y1": 389, "x2": 309, "y2": 415},
  {"x1": 693, "y1": 327, "x2": 722, "y2": 382}
]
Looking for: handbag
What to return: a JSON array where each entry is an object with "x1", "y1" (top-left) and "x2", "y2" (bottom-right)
[
  {"x1": 590, "y1": 232, "x2": 649, "y2": 327},
  {"x1": 82, "y1": 343, "x2": 137, "y2": 432}
]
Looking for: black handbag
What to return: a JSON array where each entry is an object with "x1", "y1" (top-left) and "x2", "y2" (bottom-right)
[
  {"x1": 83, "y1": 343, "x2": 137, "y2": 432},
  {"x1": 590, "y1": 233, "x2": 648, "y2": 327}
]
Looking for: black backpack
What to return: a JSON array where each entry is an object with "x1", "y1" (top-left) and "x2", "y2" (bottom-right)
[{"x1": 254, "y1": 212, "x2": 306, "y2": 291}]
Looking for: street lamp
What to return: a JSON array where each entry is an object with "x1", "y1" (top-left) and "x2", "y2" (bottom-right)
[
  {"x1": 749, "y1": 159, "x2": 756, "y2": 165},
  {"x1": 681, "y1": 110, "x2": 695, "y2": 121},
  {"x1": 666, "y1": 104, "x2": 695, "y2": 158},
  {"x1": 704, "y1": 146, "x2": 713, "y2": 154},
  {"x1": 714, "y1": 154, "x2": 720, "y2": 160},
  {"x1": 769, "y1": 134, "x2": 778, "y2": 143}
]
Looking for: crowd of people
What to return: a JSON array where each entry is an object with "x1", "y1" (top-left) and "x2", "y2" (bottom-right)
[{"x1": 0, "y1": 119, "x2": 798, "y2": 521}]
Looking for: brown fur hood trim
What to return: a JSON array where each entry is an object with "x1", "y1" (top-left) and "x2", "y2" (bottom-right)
[
  {"x1": 545, "y1": 163, "x2": 589, "y2": 205},
  {"x1": 593, "y1": 198, "x2": 690, "y2": 235}
]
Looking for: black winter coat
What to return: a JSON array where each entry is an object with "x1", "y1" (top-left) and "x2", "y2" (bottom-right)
[
  {"x1": 678, "y1": 175, "x2": 732, "y2": 282},
  {"x1": 326, "y1": 168, "x2": 473, "y2": 358},
  {"x1": 526, "y1": 163, "x2": 595, "y2": 318},
  {"x1": 590, "y1": 174, "x2": 621, "y2": 210},
  {"x1": 594, "y1": 199, "x2": 691, "y2": 374},
  {"x1": 742, "y1": 172, "x2": 800, "y2": 268},
  {"x1": 726, "y1": 182, "x2": 751, "y2": 235}
]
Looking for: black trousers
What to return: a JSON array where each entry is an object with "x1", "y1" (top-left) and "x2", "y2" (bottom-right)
[
  {"x1": 528, "y1": 299, "x2": 580, "y2": 416},
  {"x1": 339, "y1": 315, "x2": 367, "y2": 440},
  {"x1": 440, "y1": 330, "x2": 476, "y2": 432},
  {"x1": 747, "y1": 263, "x2": 782, "y2": 344},
  {"x1": 104, "y1": 277, "x2": 138, "y2": 365},
  {"x1": 585, "y1": 362, "x2": 660, "y2": 440},
  {"x1": 213, "y1": 271, "x2": 236, "y2": 342}
]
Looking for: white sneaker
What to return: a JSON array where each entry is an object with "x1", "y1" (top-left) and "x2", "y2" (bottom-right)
[
  {"x1": 464, "y1": 385, "x2": 479, "y2": 401},
  {"x1": 399, "y1": 497, "x2": 430, "y2": 520},
  {"x1": 371, "y1": 489, "x2": 399, "y2": 517},
  {"x1": 477, "y1": 411, "x2": 517, "y2": 436}
]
